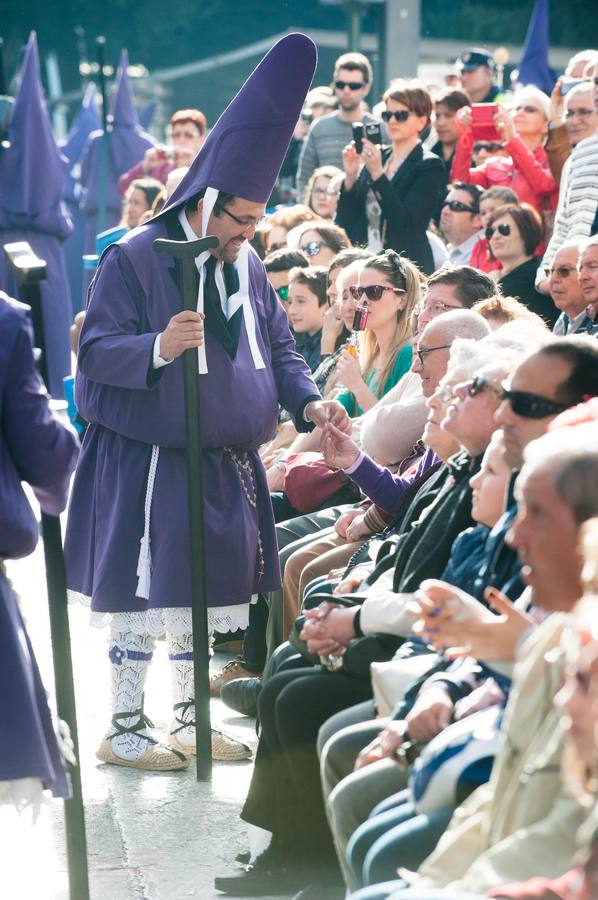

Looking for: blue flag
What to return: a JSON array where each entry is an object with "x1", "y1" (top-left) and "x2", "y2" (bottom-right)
[{"x1": 518, "y1": 0, "x2": 557, "y2": 94}]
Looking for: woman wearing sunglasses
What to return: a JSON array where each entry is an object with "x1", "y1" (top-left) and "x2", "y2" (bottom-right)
[
  {"x1": 294, "y1": 220, "x2": 352, "y2": 266},
  {"x1": 334, "y1": 250, "x2": 420, "y2": 416},
  {"x1": 451, "y1": 86, "x2": 558, "y2": 220},
  {"x1": 486, "y1": 204, "x2": 559, "y2": 327},
  {"x1": 336, "y1": 80, "x2": 445, "y2": 275}
]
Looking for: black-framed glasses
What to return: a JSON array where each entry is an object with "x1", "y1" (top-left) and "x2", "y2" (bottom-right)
[
  {"x1": 381, "y1": 109, "x2": 411, "y2": 123},
  {"x1": 215, "y1": 203, "x2": 265, "y2": 229},
  {"x1": 276, "y1": 285, "x2": 289, "y2": 301},
  {"x1": 545, "y1": 265, "x2": 576, "y2": 279},
  {"x1": 415, "y1": 343, "x2": 452, "y2": 366},
  {"x1": 349, "y1": 284, "x2": 405, "y2": 302},
  {"x1": 501, "y1": 383, "x2": 569, "y2": 419},
  {"x1": 300, "y1": 240, "x2": 331, "y2": 258},
  {"x1": 486, "y1": 222, "x2": 511, "y2": 240},
  {"x1": 334, "y1": 79, "x2": 366, "y2": 91},
  {"x1": 442, "y1": 199, "x2": 478, "y2": 214},
  {"x1": 467, "y1": 375, "x2": 503, "y2": 399}
]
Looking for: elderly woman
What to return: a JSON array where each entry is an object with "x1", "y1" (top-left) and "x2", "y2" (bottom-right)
[
  {"x1": 486, "y1": 204, "x2": 559, "y2": 326},
  {"x1": 451, "y1": 86, "x2": 558, "y2": 219},
  {"x1": 336, "y1": 79, "x2": 445, "y2": 275}
]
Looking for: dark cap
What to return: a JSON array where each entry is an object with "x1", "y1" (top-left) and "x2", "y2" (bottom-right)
[{"x1": 456, "y1": 48, "x2": 494, "y2": 71}]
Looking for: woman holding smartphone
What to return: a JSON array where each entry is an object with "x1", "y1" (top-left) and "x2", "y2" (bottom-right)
[{"x1": 336, "y1": 79, "x2": 445, "y2": 275}]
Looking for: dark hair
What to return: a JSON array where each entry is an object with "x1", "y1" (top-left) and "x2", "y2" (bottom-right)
[
  {"x1": 288, "y1": 266, "x2": 329, "y2": 307},
  {"x1": 427, "y1": 265, "x2": 496, "y2": 307},
  {"x1": 384, "y1": 79, "x2": 433, "y2": 127},
  {"x1": 480, "y1": 186, "x2": 519, "y2": 206},
  {"x1": 170, "y1": 108, "x2": 207, "y2": 136},
  {"x1": 184, "y1": 189, "x2": 235, "y2": 215},
  {"x1": 449, "y1": 181, "x2": 483, "y2": 213},
  {"x1": 434, "y1": 88, "x2": 470, "y2": 113},
  {"x1": 264, "y1": 248, "x2": 309, "y2": 273},
  {"x1": 487, "y1": 204, "x2": 543, "y2": 257},
  {"x1": 540, "y1": 338, "x2": 598, "y2": 407},
  {"x1": 334, "y1": 52, "x2": 372, "y2": 85},
  {"x1": 299, "y1": 221, "x2": 351, "y2": 255},
  {"x1": 128, "y1": 177, "x2": 163, "y2": 210}
]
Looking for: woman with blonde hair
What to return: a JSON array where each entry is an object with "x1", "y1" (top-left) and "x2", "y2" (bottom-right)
[{"x1": 334, "y1": 249, "x2": 420, "y2": 416}]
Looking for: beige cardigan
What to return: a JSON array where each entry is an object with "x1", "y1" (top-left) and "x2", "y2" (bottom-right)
[{"x1": 401, "y1": 613, "x2": 585, "y2": 894}]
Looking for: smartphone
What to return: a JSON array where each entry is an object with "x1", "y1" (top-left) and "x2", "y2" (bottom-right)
[
  {"x1": 364, "y1": 121, "x2": 383, "y2": 146},
  {"x1": 560, "y1": 77, "x2": 589, "y2": 95},
  {"x1": 470, "y1": 103, "x2": 500, "y2": 142},
  {"x1": 352, "y1": 121, "x2": 364, "y2": 154}
]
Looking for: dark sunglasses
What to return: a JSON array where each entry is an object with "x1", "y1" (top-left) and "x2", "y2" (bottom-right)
[
  {"x1": 544, "y1": 265, "x2": 575, "y2": 279},
  {"x1": 381, "y1": 109, "x2": 411, "y2": 123},
  {"x1": 486, "y1": 222, "x2": 511, "y2": 240},
  {"x1": 501, "y1": 384, "x2": 569, "y2": 419},
  {"x1": 442, "y1": 199, "x2": 478, "y2": 214},
  {"x1": 467, "y1": 375, "x2": 503, "y2": 399},
  {"x1": 300, "y1": 240, "x2": 331, "y2": 258},
  {"x1": 334, "y1": 80, "x2": 366, "y2": 91},
  {"x1": 473, "y1": 141, "x2": 504, "y2": 154},
  {"x1": 276, "y1": 285, "x2": 289, "y2": 301},
  {"x1": 349, "y1": 284, "x2": 405, "y2": 302}
]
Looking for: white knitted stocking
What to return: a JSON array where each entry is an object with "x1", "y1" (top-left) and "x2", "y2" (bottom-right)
[{"x1": 106, "y1": 629, "x2": 155, "y2": 761}]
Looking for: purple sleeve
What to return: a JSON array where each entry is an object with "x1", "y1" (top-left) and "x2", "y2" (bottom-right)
[
  {"x1": 78, "y1": 246, "x2": 159, "y2": 391},
  {"x1": 3, "y1": 312, "x2": 78, "y2": 515},
  {"x1": 256, "y1": 259, "x2": 321, "y2": 432},
  {"x1": 346, "y1": 446, "x2": 438, "y2": 516}
]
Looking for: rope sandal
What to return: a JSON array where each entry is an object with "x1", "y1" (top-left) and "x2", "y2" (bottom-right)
[
  {"x1": 168, "y1": 700, "x2": 252, "y2": 762},
  {"x1": 96, "y1": 708, "x2": 189, "y2": 771}
]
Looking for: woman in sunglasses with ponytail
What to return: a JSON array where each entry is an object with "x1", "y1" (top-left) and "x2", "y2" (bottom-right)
[
  {"x1": 336, "y1": 80, "x2": 445, "y2": 275},
  {"x1": 334, "y1": 250, "x2": 420, "y2": 416},
  {"x1": 486, "y1": 203, "x2": 559, "y2": 327}
]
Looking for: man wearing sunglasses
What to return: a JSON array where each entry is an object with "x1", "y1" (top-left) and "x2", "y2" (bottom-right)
[
  {"x1": 550, "y1": 243, "x2": 595, "y2": 335},
  {"x1": 296, "y1": 52, "x2": 385, "y2": 195},
  {"x1": 439, "y1": 183, "x2": 483, "y2": 265}
]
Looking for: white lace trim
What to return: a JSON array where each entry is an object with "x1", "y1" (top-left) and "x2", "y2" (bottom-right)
[
  {"x1": 0, "y1": 779, "x2": 49, "y2": 819},
  {"x1": 68, "y1": 590, "x2": 252, "y2": 636}
]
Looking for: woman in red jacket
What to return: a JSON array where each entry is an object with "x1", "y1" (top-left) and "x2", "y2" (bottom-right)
[{"x1": 451, "y1": 86, "x2": 558, "y2": 224}]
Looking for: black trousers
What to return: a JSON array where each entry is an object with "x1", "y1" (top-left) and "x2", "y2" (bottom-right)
[{"x1": 241, "y1": 664, "x2": 373, "y2": 868}]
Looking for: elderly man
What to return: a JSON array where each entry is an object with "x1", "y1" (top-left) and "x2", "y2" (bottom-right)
[
  {"x1": 439, "y1": 183, "x2": 483, "y2": 266},
  {"x1": 549, "y1": 242, "x2": 595, "y2": 334},
  {"x1": 538, "y1": 76, "x2": 598, "y2": 290},
  {"x1": 578, "y1": 234, "x2": 598, "y2": 334},
  {"x1": 544, "y1": 80, "x2": 598, "y2": 184}
]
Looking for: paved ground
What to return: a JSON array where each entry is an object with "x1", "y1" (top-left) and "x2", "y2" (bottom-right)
[{"x1": 2, "y1": 529, "x2": 285, "y2": 900}]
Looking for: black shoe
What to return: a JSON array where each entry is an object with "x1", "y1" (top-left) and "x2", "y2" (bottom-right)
[
  {"x1": 220, "y1": 676, "x2": 262, "y2": 718},
  {"x1": 215, "y1": 846, "x2": 302, "y2": 896}
]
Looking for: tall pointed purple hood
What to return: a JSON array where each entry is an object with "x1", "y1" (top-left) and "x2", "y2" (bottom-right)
[
  {"x1": 61, "y1": 82, "x2": 101, "y2": 167},
  {"x1": 0, "y1": 31, "x2": 71, "y2": 235},
  {"x1": 110, "y1": 49, "x2": 140, "y2": 128},
  {"x1": 162, "y1": 33, "x2": 317, "y2": 212}
]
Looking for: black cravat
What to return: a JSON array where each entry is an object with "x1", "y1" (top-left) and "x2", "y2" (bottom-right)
[{"x1": 202, "y1": 256, "x2": 242, "y2": 358}]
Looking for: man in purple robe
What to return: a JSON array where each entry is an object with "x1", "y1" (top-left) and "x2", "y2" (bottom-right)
[{"x1": 65, "y1": 34, "x2": 350, "y2": 770}]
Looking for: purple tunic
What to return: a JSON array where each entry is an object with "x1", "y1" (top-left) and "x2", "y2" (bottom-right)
[
  {"x1": 64, "y1": 216, "x2": 320, "y2": 614},
  {"x1": 0, "y1": 292, "x2": 79, "y2": 794}
]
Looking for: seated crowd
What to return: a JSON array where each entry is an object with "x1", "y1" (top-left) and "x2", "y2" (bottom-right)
[{"x1": 201, "y1": 43, "x2": 598, "y2": 900}]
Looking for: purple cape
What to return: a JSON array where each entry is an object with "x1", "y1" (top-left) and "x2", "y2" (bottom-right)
[{"x1": 0, "y1": 32, "x2": 74, "y2": 398}]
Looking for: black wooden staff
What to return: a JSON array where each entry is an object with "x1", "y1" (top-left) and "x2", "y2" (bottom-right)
[
  {"x1": 3, "y1": 240, "x2": 90, "y2": 899},
  {"x1": 153, "y1": 234, "x2": 219, "y2": 781}
]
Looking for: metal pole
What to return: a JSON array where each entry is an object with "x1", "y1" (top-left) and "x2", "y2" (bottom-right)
[
  {"x1": 346, "y1": 2, "x2": 362, "y2": 52},
  {"x1": 0, "y1": 37, "x2": 6, "y2": 96},
  {"x1": 3, "y1": 241, "x2": 90, "y2": 900},
  {"x1": 153, "y1": 234, "x2": 219, "y2": 781},
  {"x1": 95, "y1": 36, "x2": 108, "y2": 236}
]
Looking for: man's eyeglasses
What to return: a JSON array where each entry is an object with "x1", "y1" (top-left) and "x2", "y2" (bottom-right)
[
  {"x1": 334, "y1": 80, "x2": 366, "y2": 91},
  {"x1": 215, "y1": 203, "x2": 265, "y2": 229},
  {"x1": 442, "y1": 199, "x2": 478, "y2": 214},
  {"x1": 501, "y1": 384, "x2": 569, "y2": 419},
  {"x1": 467, "y1": 375, "x2": 503, "y2": 399},
  {"x1": 416, "y1": 299, "x2": 463, "y2": 317},
  {"x1": 381, "y1": 109, "x2": 411, "y2": 123},
  {"x1": 300, "y1": 240, "x2": 331, "y2": 258},
  {"x1": 276, "y1": 286, "x2": 289, "y2": 302},
  {"x1": 565, "y1": 108, "x2": 595, "y2": 119},
  {"x1": 415, "y1": 343, "x2": 452, "y2": 366},
  {"x1": 485, "y1": 222, "x2": 511, "y2": 239},
  {"x1": 349, "y1": 284, "x2": 405, "y2": 302},
  {"x1": 545, "y1": 265, "x2": 576, "y2": 279}
]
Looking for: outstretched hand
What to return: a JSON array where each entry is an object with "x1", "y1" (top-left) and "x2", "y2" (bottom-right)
[{"x1": 322, "y1": 421, "x2": 360, "y2": 470}]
